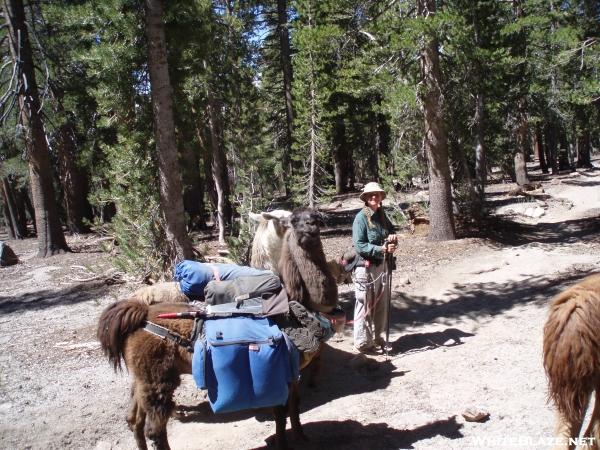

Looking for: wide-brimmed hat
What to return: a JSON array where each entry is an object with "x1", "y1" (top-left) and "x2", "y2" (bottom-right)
[{"x1": 359, "y1": 182, "x2": 387, "y2": 202}]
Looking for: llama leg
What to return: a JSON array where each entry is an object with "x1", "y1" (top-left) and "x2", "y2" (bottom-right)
[
  {"x1": 137, "y1": 381, "x2": 177, "y2": 450},
  {"x1": 553, "y1": 410, "x2": 584, "y2": 450},
  {"x1": 127, "y1": 383, "x2": 148, "y2": 450},
  {"x1": 582, "y1": 390, "x2": 600, "y2": 449},
  {"x1": 288, "y1": 382, "x2": 307, "y2": 442},
  {"x1": 306, "y1": 351, "x2": 322, "y2": 389},
  {"x1": 273, "y1": 404, "x2": 289, "y2": 450}
]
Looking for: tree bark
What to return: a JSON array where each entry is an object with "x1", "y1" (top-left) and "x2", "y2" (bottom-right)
[
  {"x1": 1, "y1": 181, "x2": 16, "y2": 239},
  {"x1": 180, "y1": 136, "x2": 207, "y2": 231},
  {"x1": 1, "y1": 177, "x2": 27, "y2": 239},
  {"x1": 145, "y1": 0, "x2": 194, "y2": 262},
  {"x1": 277, "y1": 0, "x2": 294, "y2": 196},
  {"x1": 3, "y1": 0, "x2": 69, "y2": 256},
  {"x1": 533, "y1": 125, "x2": 548, "y2": 173},
  {"x1": 514, "y1": 104, "x2": 530, "y2": 185},
  {"x1": 577, "y1": 129, "x2": 592, "y2": 168},
  {"x1": 206, "y1": 91, "x2": 230, "y2": 244},
  {"x1": 575, "y1": 108, "x2": 592, "y2": 168},
  {"x1": 474, "y1": 92, "x2": 486, "y2": 205},
  {"x1": 545, "y1": 122, "x2": 559, "y2": 175},
  {"x1": 418, "y1": 0, "x2": 455, "y2": 241},
  {"x1": 514, "y1": 152, "x2": 529, "y2": 186},
  {"x1": 332, "y1": 117, "x2": 347, "y2": 194},
  {"x1": 55, "y1": 122, "x2": 92, "y2": 233}
]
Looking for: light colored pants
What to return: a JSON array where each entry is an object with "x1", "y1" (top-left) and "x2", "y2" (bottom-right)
[{"x1": 353, "y1": 263, "x2": 389, "y2": 351}]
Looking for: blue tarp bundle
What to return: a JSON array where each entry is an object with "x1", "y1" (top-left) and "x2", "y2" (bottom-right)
[{"x1": 173, "y1": 260, "x2": 271, "y2": 299}]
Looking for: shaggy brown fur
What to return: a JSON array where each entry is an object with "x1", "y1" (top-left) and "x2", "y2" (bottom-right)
[
  {"x1": 543, "y1": 273, "x2": 600, "y2": 449},
  {"x1": 98, "y1": 300, "x2": 318, "y2": 449},
  {"x1": 278, "y1": 209, "x2": 338, "y2": 313}
]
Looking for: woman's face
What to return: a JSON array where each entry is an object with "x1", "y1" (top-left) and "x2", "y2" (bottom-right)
[{"x1": 366, "y1": 192, "x2": 382, "y2": 210}]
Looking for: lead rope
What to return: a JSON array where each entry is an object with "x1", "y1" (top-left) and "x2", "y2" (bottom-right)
[{"x1": 346, "y1": 268, "x2": 386, "y2": 325}]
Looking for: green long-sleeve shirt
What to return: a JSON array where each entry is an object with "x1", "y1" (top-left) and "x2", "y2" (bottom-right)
[{"x1": 352, "y1": 208, "x2": 395, "y2": 264}]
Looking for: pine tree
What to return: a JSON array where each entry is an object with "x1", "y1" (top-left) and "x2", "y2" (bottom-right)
[{"x1": 3, "y1": 0, "x2": 70, "y2": 256}]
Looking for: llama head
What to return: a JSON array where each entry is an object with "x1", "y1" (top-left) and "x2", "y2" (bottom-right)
[
  {"x1": 249, "y1": 209, "x2": 291, "y2": 238},
  {"x1": 289, "y1": 208, "x2": 325, "y2": 247}
]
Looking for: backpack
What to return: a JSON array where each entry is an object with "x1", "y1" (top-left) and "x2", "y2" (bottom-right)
[
  {"x1": 204, "y1": 273, "x2": 281, "y2": 306},
  {"x1": 191, "y1": 316, "x2": 299, "y2": 414}
]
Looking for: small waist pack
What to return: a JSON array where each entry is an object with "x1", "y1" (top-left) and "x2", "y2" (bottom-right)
[
  {"x1": 340, "y1": 246, "x2": 365, "y2": 272},
  {"x1": 192, "y1": 316, "x2": 298, "y2": 414}
]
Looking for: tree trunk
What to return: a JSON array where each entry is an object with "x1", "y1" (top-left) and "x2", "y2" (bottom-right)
[
  {"x1": 577, "y1": 129, "x2": 592, "y2": 168},
  {"x1": 367, "y1": 112, "x2": 380, "y2": 182},
  {"x1": 308, "y1": 85, "x2": 318, "y2": 209},
  {"x1": 418, "y1": 0, "x2": 455, "y2": 241},
  {"x1": 514, "y1": 152, "x2": 529, "y2": 186},
  {"x1": 514, "y1": 105, "x2": 530, "y2": 186},
  {"x1": 206, "y1": 92, "x2": 230, "y2": 244},
  {"x1": 180, "y1": 138, "x2": 207, "y2": 231},
  {"x1": 575, "y1": 107, "x2": 592, "y2": 168},
  {"x1": 1, "y1": 181, "x2": 16, "y2": 239},
  {"x1": 277, "y1": 0, "x2": 294, "y2": 197},
  {"x1": 545, "y1": 122, "x2": 559, "y2": 175},
  {"x1": 1, "y1": 177, "x2": 27, "y2": 239},
  {"x1": 3, "y1": 0, "x2": 69, "y2": 256},
  {"x1": 474, "y1": 92, "x2": 486, "y2": 205},
  {"x1": 332, "y1": 117, "x2": 346, "y2": 194},
  {"x1": 533, "y1": 125, "x2": 548, "y2": 173},
  {"x1": 145, "y1": 0, "x2": 194, "y2": 262},
  {"x1": 1, "y1": 211, "x2": 16, "y2": 240},
  {"x1": 55, "y1": 122, "x2": 92, "y2": 234}
]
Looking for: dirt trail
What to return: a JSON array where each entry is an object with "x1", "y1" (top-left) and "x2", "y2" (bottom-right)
[{"x1": 1, "y1": 168, "x2": 599, "y2": 450}]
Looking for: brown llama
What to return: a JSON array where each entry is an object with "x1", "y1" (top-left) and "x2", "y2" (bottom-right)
[
  {"x1": 278, "y1": 208, "x2": 338, "y2": 313},
  {"x1": 543, "y1": 273, "x2": 600, "y2": 450},
  {"x1": 97, "y1": 208, "x2": 337, "y2": 450}
]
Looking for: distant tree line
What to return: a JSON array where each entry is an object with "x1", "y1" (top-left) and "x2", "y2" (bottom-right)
[{"x1": 0, "y1": 0, "x2": 598, "y2": 277}]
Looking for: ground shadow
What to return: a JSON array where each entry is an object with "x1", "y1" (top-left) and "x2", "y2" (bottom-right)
[
  {"x1": 388, "y1": 270, "x2": 596, "y2": 332},
  {"x1": 257, "y1": 416, "x2": 463, "y2": 449},
  {"x1": 0, "y1": 281, "x2": 110, "y2": 314},
  {"x1": 561, "y1": 178, "x2": 600, "y2": 187},
  {"x1": 481, "y1": 215, "x2": 600, "y2": 247},
  {"x1": 175, "y1": 344, "x2": 404, "y2": 426},
  {"x1": 391, "y1": 328, "x2": 475, "y2": 355}
]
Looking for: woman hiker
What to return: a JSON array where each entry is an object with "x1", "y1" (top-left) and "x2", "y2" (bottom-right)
[{"x1": 352, "y1": 182, "x2": 397, "y2": 354}]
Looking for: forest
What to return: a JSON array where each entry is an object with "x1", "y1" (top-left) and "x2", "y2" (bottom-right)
[{"x1": 1, "y1": 0, "x2": 599, "y2": 279}]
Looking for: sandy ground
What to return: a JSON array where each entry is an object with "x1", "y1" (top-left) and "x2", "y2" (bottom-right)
[{"x1": 1, "y1": 166, "x2": 599, "y2": 450}]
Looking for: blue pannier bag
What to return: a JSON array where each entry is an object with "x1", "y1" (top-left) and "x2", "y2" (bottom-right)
[{"x1": 192, "y1": 316, "x2": 298, "y2": 413}]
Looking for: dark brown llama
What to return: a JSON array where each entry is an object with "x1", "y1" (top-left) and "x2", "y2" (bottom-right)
[{"x1": 543, "y1": 273, "x2": 600, "y2": 450}]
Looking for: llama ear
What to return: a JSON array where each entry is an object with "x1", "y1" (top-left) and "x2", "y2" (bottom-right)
[{"x1": 262, "y1": 209, "x2": 291, "y2": 221}]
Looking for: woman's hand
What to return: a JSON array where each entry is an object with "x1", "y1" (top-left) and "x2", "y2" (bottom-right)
[
  {"x1": 384, "y1": 242, "x2": 397, "y2": 253},
  {"x1": 387, "y1": 234, "x2": 398, "y2": 244}
]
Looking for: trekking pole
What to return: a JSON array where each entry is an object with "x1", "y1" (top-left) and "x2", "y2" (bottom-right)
[{"x1": 384, "y1": 239, "x2": 393, "y2": 359}]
